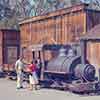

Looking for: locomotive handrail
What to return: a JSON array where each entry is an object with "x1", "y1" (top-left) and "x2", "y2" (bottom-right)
[{"x1": 44, "y1": 70, "x2": 72, "y2": 74}]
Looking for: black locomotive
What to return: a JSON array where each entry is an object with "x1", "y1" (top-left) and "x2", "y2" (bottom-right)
[
  {"x1": 42, "y1": 44, "x2": 100, "y2": 93},
  {"x1": 45, "y1": 47, "x2": 95, "y2": 81}
]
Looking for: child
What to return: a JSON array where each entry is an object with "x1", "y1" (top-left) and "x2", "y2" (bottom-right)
[{"x1": 28, "y1": 61, "x2": 39, "y2": 90}]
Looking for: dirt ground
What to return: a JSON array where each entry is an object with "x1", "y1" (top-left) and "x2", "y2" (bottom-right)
[{"x1": 0, "y1": 78, "x2": 100, "y2": 100}]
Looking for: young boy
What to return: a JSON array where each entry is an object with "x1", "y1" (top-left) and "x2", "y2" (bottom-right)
[{"x1": 28, "y1": 61, "x2": 39, "y2": 90}]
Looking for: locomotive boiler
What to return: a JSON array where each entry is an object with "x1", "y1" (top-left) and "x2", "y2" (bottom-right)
[{"x1": 43, "y1": 44, "x2": 96, "y2": 88}]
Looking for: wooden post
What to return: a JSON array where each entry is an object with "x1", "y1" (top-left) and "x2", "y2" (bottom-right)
[
  {"x1": 83, "y1": 12, "x2": 86, "y2": 34},
  {"x1": 40, "y1": 50, "x2": 45, "y2": 80}
]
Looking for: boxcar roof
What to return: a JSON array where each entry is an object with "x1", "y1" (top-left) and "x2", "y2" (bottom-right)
[
  {"x1": 0, "y1": 29, "x2": 19, "y2": 32},
  {"x1": 19, "y1": 3, "x2": 86, "y2": 25},
  {"x1": 80, "y1": 24, "x2": 100, "y2": 40}
]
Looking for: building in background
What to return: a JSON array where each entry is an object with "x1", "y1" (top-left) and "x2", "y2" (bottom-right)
[
  {"x1": 0, "y1": 29, "x2": 20, "y2": 71},
  {"x1": 19, "y1": 4, "x2": 100, "y2": 62},
  {"x1": 80, "y1": 24, "x2": 100, "y2": 76}
]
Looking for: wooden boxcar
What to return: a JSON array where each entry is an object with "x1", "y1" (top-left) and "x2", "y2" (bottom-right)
[
  {"x1": 0, "y1": 29, "x2": 20, "y2": 71},
  {"x1": 19, "y1": 3, "x2": 100, "y2": 62}
]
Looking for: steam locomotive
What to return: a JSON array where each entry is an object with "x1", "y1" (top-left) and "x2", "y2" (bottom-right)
[{"x1": 42, "y1": 44, "x2": 100, "y2": 93}]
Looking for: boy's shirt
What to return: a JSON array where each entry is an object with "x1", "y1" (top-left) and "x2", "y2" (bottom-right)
[{"x1": 28, "y1": 64, "x2": 36, "y2": 72}]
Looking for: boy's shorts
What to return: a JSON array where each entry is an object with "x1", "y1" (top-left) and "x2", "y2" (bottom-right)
[{"x1": 29, "y1": 72, "x2": 38, "y2": 85}]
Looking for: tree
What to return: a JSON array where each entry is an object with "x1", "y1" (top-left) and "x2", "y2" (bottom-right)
[
  {"x1": 0, "y1": 0, "x2": 13, "y2": 20},
  {"x1": 0, "y1": 0, "x2": 18, "y2": 29},
  {"x1": 91, "y1": 0, "x2": 100, "y2": 10}
]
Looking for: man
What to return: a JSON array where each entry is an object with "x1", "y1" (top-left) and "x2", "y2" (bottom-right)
[{"x1": 15, "y1": 56, "x2": 24, "y2": 89}]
